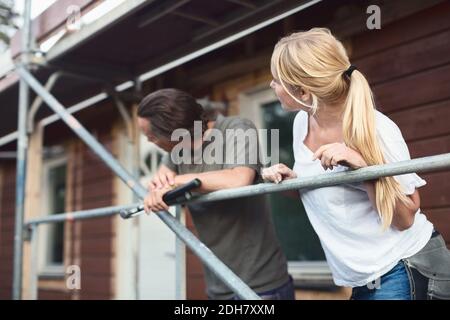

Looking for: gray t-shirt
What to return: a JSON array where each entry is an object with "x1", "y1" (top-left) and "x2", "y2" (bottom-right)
[{"x1": 162, "y1": 115, "x2": 289, "y2": 299}]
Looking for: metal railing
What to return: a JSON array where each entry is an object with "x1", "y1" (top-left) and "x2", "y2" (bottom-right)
[
  {"x1": 15, "y1": 58, "x2": 450, "y2": 301},
  {"x1": 8, "y1": 0, "x2": 450, "y2": 301},
  {"x1": 9, "y1": 0, "x2": 326, "y2": 300},
  {"x1": 22, "y1": 147, "x2": 450, "y2": 299},
  {"x1": 23, "y1": 153, "x2": 450, "y2": 226}
]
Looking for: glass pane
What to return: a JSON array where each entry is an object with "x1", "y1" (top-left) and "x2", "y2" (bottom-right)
[
  {"x1": 48, "y1": 163, "x2": 66, "y2": 265},
  {"x1": 262, "y1": 101, "x2": 325, "y2": 261},
  {"x1": 145, "y1": 152, "x2": 163, "y2": 171}
]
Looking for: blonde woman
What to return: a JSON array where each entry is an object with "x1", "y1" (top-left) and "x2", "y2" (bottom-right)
[{"x1": 262, "y1": 28, "x2": 450, "y2": 300}]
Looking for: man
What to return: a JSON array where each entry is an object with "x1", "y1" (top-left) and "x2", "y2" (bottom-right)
[{"x1": 137, "y1": 88, "x2": 293, "y2": 300}]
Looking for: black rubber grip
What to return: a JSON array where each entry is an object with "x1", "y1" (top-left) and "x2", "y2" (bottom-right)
[
  {"x1": 163, "y1": 178, "x2": 201, "y2": 205},
  {"x1": 119, "y1": 179, "x2": 201, "y2": 219}
]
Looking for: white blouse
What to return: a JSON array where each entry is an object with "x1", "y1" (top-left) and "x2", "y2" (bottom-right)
[{"x1": 292, "y1": 110, "x2": 433, "y2": 287}]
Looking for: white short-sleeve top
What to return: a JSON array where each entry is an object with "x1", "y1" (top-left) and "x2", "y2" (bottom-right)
[{"x1": 292, "y1": 110, "x2": 433, "y2": 287}]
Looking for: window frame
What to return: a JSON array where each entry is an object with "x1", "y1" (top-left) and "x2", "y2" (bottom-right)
[{"x1": 38, "y1": 155, "x2": 67, "y2": 277}]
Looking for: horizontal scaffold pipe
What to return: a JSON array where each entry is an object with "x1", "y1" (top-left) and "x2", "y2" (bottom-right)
[
  {"x1": 52, "y1": 152, "x2": 450, "y2": 221},
  {"x1": 25, "y1": 204, "x2": 138, "y2": 226},
  {"x1": 191, "y1": 152, "x2": 450, "y2": 204}
]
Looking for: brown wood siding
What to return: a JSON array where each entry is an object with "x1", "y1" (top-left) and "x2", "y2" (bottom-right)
[
  {"x1": 0, "y1": 129, "x2": 117, "y2": 300},
  {"x1": 0, "y1": 162, "x2": 16, "y2": 299},
  {"x1": 78, "y1": 131, "x2": 115, "y2": 299},
  {"x1": 36, "y1": 130, "x2": 117, "y2": 300},
  {"x1": 71, "y1": 132, "x2": 115, "y2": 300},
  {"x1": 353, "y1": 1, "x2": 450, "y2": 246},
  {"x1": 37, "y1": 289, "x2": 73, "y2": 300}
]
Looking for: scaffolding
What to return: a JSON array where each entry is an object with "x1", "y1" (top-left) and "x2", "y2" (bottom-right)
[{"x1": 5, "y1": 0, "x2": 450, "y2": 300}]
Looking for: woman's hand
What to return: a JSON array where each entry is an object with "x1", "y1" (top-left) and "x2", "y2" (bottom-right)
[
  {"x1": 312, "y1": 143, "x2": 367, "y2": 170},
  {"x1": 261, "y1": 163, "x2": 297, "y2": 184}
]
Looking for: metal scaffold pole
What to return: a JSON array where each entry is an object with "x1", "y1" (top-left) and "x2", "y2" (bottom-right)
[
  {"x1": 13, "y1": 0, "x2": 32, "y2": 300},
  {"x1": 17, "y1": 66, "x2": 261, "y2": 300}
]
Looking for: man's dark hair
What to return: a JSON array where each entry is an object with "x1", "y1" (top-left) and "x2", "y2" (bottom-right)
[{"x1": 138, "y1": 88, "x2": 208, "y2": 140}]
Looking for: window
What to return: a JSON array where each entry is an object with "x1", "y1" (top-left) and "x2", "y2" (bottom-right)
[
  {"x1": 239, "y1": 88, "x2": 334, "y2": 288},
  {"x1": 139, "y1": 134, "x2": 167, "y2": 176},
  {"x1": 40, "y1": 157, "x2": 66, "y2": 275}
]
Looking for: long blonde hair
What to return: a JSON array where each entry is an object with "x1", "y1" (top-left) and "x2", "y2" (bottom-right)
[{"x1": 271, "y1": 28, "x2": 411, "y2": 229}]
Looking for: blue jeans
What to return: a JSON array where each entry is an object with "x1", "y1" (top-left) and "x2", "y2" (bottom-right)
[
  {"x1": 232, "y1": 276, "x2": 296, "y2": 300},
  {"x1": 351, "y1": 261, "x2": 412, "y2": 300}
]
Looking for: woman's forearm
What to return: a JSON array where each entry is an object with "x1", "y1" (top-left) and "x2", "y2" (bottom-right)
[{"x1": 391, "y1": 190, "x2": 420, "y2": 231}]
